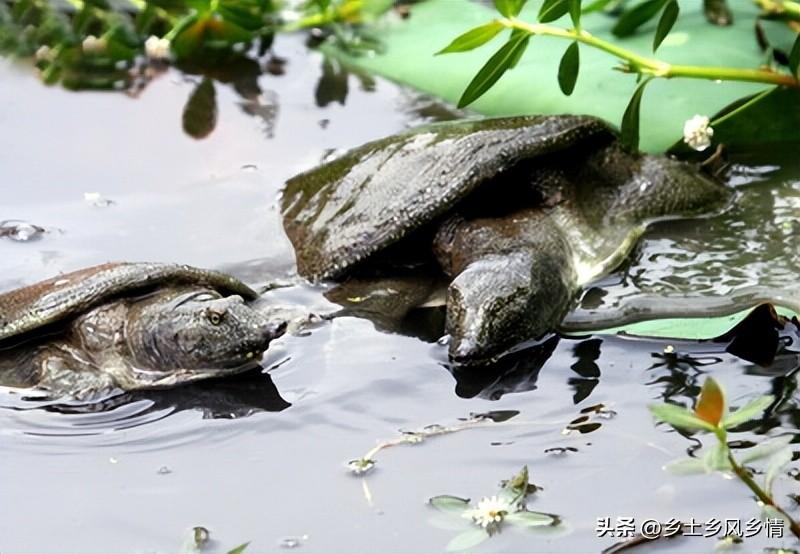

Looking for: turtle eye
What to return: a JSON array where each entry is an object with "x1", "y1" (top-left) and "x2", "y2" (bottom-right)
[{"x1": 207, "y1": 310, "x2": 224, "y2": 325}]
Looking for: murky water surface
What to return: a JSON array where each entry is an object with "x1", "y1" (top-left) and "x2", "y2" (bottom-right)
[{"x1": 1, "y1": 35, "x2": 799, "y2": 553}]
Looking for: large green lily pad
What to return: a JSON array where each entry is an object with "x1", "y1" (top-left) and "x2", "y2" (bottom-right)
[
  {"x1": 569, "y1": 305, "x2": 798, "y2": 340},
  {"x1": 326, "y1": 0, "x2": 789, "y2": 152}
]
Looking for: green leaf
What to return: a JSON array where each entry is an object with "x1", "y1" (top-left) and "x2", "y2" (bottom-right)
[
  {"x1": 569, "y1": 0, "x2": 581, "y2": 28},
  {"x1": 789, "y1": 34, "x2": 800, "y2": 78},
  {"x1": 538, "y1": 0, "x2": 569, "y2": 23},
  {"x1": 506, "y1": 29, "x2": 530, "y2": 69},
  {"x1": 437, "y1": 21, "x2": 504, "y2": 55},
  {"x1": 664, "y1": 457, "x2": 708, "y2": 475},
  {"x1": 227, "y1": 543, "x2": 250, "y2": 554},
  {"x1": 563, "y1": 305, "x2": 799, "y2": 339},
  {"x1": 722, "y1": 396, "x2": 774, "y2": 429},
  {"x1": 494, "y1": 0, "x2": 526, "y2": 18},
  {"x1": 429, "y1": 495, "x2": 471, "y2": 514},
  {"x1": 620, "y1": 77, "x2": 651, "y2": 150},
  {"x1": 702, "y1": 441, "x2": 731, "y2": 472},
  {"x1": 506, "y1": 511, "x2": 557, "y2": 527},
  {"x1": 695, "y1": 377, "x2": 726, "y2": 427},
  {"x1": 581, "y1": 0, "x2": 615, "y2": 13},
  {"x1": 652, "y1": 0, "x2": 678, "y2": 52},
  {"x1": 446, "y1": 528, "x2": 490, "y2": 552},
  {"x1": 764, "y1": 447, "x2": 793, "y2": 495},
  {"x1": 500, "y1": 465, "x2": 531, "y2": 504},
  {"x1": 457, "y1": 30, "x2": 530, "y2": 108},
  {"x1": 761, "y1": 504, "x2": 787, "y2": 525},
  {"x1": 612, "y1": 0, "x2": 668, "y2": 37},
  {"x1": 739, "y1": 435, "x2": 794, "y2": 464},
  {"x1": 557, "y1": 41, "x2": 579, "y2": 95},
  {"x1": 649, "y1": 403, "x2": 716, "y2": 432}
]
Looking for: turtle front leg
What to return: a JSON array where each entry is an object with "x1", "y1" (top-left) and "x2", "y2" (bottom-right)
[{"x1": 434, "y1": 209, "x2": 578, "y2": 369}]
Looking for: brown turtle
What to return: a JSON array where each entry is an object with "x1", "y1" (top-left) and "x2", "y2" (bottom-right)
[
  {"x1": 281, "y1": 115, "x2": 732, "y2": 368},
  {"x1": 0, "y1": 262, "x2": 286, "y2": 397}
]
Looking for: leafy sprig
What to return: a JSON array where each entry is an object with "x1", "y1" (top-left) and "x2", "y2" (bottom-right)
[
  {"x1": 439, "y1": 0, "x2": 800, "y2": 149},
  {"x1": 650, "y1": 377, "x2": 800, "y2": 539}
]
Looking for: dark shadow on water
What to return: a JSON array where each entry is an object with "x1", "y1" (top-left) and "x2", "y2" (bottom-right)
[
  {"x1": 451, "y1": 336, "x2": 560, "y2": 400},
  {"x1": 39, "y1": 369, "x2": 290, "y2": 420}
]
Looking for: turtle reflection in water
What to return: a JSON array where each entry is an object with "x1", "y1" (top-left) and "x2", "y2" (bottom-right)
[
  {"x1": 0, "y1": 263, "x2": 287, "y2": 398},
  {"x1": 281, "y1": 115, "x2": 732, "y2": 368}
]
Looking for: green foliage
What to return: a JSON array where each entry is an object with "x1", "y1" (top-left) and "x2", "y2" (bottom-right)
[
  {"x1": 651, "y1": 377, "x2": 800, "y2": 538},
  {"x1": 557, "y1": 40, "x2": 579, "y2": 94},
  {"x1": 457, "y1": 29, "x2": 531, "y2": 108},
  {"x1": 0, "y1": 0, "x2": 390, "y2": 91},
  {"x1": 538, "y1": 0, "x2": 569, "y2": 23},
  {"x1": 429, "y1": 495, "x2": 471, "y2": 514},
  {"x1": 652, "y1": 0, "x2": 678, "y2": 52},
  {"x1": 226, "y1": 542, "x2": 250, "y2": 554},
  {"x1": 330, "y1": 1, "x2": 800, "y2": 152},
  {"x1": 649, "y1": 402, "x2": 716, "y2": 432},
  {"x1": 573, "y1": 305, "x2": 798, "y2": 339},
  {"x1": 620, "y1": 76, "x2": 650, "y2": 150},
  {"x1": 568, "y1": 0, "x2": 580, "y2": 28},
  {"x1": 791, "y1": 34, "x2": 800, "y2": 77},
  {"x1": 612, "y1": 0, "x2": 668, "y2": 38},
  {"x1": 494, "y1": 0, "x2": 528, "y2": 19},
  {"x1": 436, "y1": 21, "x2": 505, "y2": 55}
]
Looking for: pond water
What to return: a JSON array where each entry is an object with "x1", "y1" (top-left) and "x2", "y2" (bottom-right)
[{"x1": 1, "y1": 34, "x2": 799, "y2": 554}]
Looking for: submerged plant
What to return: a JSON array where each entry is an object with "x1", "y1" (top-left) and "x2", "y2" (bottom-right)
[
  {"x1": 650, "y1": 377, "x2": 800, "y2": 539},
  {"x1": 428, "y1": 466, "x2": 560, "y2": 551}
]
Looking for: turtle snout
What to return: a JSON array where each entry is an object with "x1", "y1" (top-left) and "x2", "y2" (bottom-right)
[
  {"x1": 264, "y1": 320, "x2": 287, "y2": 341},
  {"x1": 448, "y1": 334, "x2": 487, "y2": 369}
]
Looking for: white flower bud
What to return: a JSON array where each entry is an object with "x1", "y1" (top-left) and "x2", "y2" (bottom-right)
[
  {"x1": 683, "y1": 114, "x2": 714, "y2": 151},
  {"x1": 144, "y1": 36, "x2": 171, "y2": 61},
  {"x1": 82, "y1": 35, "x2": 107, "y2": 54}
]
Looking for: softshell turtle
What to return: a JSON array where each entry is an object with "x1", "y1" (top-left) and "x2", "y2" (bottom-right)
[
  {"x1": 281, "y1": 115, "x2": 732, "y2": 367},
  {"x1": 0, "y1": 262, "x2": 286, "y2": 397}
]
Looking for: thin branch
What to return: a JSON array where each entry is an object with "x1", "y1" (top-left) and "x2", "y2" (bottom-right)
[{"x1": 501, "y1": 18, "x2": 800, "y2": 89}]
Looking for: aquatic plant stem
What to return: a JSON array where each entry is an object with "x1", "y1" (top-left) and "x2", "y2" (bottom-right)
[
  {"x1": 726, "y1": 451, "x2": 800, "y2": 539},
  {"x1": 501, "y1": 18, "x2": 800, "y2": 89},
  {"x1": 712, "y1": 426, "x2": 800, "y2": 539},
  {"x1": 754, "y1": 0, "x2": 800, "y2": 20}
]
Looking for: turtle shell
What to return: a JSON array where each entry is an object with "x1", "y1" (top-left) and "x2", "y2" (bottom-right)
[
  {"x1": 0, "y1": 262, "x2": 258, "y2": 342},
  {"x1": 281, "y1": 115, "x2": 616, "y2": 281}
]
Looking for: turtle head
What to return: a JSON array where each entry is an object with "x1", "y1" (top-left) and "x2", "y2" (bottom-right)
[
  {"x1": 445, "y1": 253, "x2": 573, "y2": 369},
  {"x1": 609, "y1": 154, "x2": 733, "y2": 221},
  {"x1": 126, "y1": 288, "x2": 286, "y2": 381}
]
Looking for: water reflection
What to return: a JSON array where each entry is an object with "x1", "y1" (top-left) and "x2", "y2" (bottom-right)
[
  {"x1": 45, "y1": 369, "x2": 291, "y2": 420},
  {"x1": 451, "y1": 336, "x2": 559, "y2": 400}
]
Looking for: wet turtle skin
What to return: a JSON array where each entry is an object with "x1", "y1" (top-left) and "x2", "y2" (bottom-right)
[
  {"x1": 0, "y1": 263, "x2": 286, "y2": 397},
  {"x1": 281, "y1": 115, "x2": 733, "y2": 368}
]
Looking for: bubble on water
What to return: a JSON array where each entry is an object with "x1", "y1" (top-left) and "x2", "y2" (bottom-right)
[
  {"x1": 84, "y1": 192, "x2": 114, "y2": 207},
  {"x1": 278, "y1": 534, "x2": 308, "y2": 548}
]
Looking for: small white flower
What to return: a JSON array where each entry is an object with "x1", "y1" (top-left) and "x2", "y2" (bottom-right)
[
  {"x1": 82, "y1": 35, "x2": 107, "y2": 54},
  {"x1": 462, "y1": 495, "x2": 514, "y2": 529},
  {"x1": 35, "y1": 45, "x2": 53, "y2": 62},
  {"x1": 683, "y1": 114, "x2": 714, "y2": 151},
  {"x1": 144, "y1": 35, "x2": 171, "y2": 61}
]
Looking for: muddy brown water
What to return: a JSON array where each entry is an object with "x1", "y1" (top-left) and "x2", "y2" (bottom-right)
[{"x1": 1, "y1": 35, "x2": 799, "y2": 553}]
